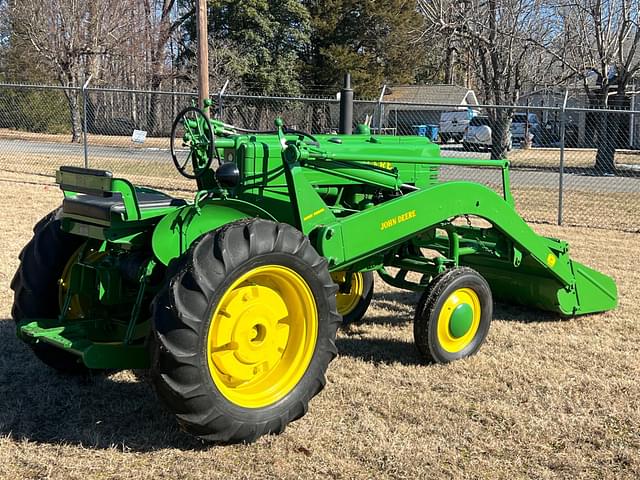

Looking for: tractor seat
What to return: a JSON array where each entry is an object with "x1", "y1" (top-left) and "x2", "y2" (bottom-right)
[{"x1": 63, "y1": 191, "x2": 187, "y2": 222}]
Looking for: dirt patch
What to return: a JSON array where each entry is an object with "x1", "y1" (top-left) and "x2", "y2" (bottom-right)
[{"x1": 0, "y1": 178, "x2": 638, "y2": 479}]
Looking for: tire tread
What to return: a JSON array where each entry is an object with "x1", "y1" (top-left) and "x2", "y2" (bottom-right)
[{"x1": 152, "y1": 219, "x2": 340, "y2": 443}]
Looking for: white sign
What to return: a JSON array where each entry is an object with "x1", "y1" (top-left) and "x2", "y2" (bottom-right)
[{"x1": 131, "y1": 129, "x2": 147, "y2": 144}]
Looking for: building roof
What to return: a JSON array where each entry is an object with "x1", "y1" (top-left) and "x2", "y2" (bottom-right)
[{"x1": 383, "y1": 84, "x2": 479, "y2": 106}]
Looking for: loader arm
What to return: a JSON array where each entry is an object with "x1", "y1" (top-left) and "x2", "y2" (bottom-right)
[{"x1": 313, "y1": 181, "x2": 615, "y2": 316}]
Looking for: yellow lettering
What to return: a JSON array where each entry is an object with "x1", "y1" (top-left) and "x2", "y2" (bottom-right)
[
  {"x1": 380, "y1": 218, "x2": 397, "y2": 230},
  {"x1": 368, "y1": 161, "x2": 393, "y2": 170},
  {"x1": 379, "y1": 210, "x2": 416, "y2": 231},
  {"x1": 303, "y1": 208, "x2": 326, "y2": 222}
]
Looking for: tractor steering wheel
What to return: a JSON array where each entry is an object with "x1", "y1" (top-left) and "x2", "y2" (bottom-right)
[{"x1": 170, "y1": 106, "x2": 215, "y2": 179}]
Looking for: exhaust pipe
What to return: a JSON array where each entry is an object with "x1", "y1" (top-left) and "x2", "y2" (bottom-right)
[{"x1": 339, "y1": 73, "x2": 353, "y2": 135}]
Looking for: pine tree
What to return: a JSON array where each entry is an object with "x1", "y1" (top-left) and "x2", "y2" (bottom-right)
[
  {"x1": 303, "y1": 0, "x2": 426, "y2": 97},
  {"x1": 203, "y1": 0, "x2": 311, "y2": 95}
]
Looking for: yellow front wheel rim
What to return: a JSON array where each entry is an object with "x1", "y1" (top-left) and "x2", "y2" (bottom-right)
[
  {"x1": 437, "y1": 288, "x2": 481, "y2": 353},
  {"x1": 207, "y1": 265, "x2": 318, "y2": 409},
  {"x1": 331, "y1": 271, "x2": 365, "y2": 316}
]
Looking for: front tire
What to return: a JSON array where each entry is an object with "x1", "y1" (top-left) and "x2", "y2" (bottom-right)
[
  {"x1": 151, "y1": 219, "x2": 340, "y2": 443},
  {"x1": 413, "y1": 267, "x2": 492, "y2": 363}
]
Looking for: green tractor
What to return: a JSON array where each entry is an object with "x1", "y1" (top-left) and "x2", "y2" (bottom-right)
[{"x1": 11, "y1": 102, "x2": 617, "y2": 443}]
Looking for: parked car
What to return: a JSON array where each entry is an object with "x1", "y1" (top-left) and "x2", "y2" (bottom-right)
[
  {"x1": 462, "y1": 116, "x2": 512, "y2": 151},
  {"x1": 510, "y1": 113, "x2": 539, "y2": 144},
  {"x1": 439, "y1": 109, "x2": 479, "y2": 143}
]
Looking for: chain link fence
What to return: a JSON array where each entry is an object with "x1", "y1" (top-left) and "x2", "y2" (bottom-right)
[{"x1": 0, "y1": 82, "x2": 638, "y2": 232}]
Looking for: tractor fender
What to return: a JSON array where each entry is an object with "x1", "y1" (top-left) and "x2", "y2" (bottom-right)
[{"x1": 151, "y1": 198, "x2": 276, "y2": 266}]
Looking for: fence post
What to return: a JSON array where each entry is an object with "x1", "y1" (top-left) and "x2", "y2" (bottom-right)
[
  {"x1": 82, "y1": 75, "x2": 93, "y2": 169},
  {"x1": 377, "y1": 84, "x2": 387, "y2": 133},
  {"x1": 218, "y1": 79, "x2": 229, "y2": 120},
  {"x1": 630, "y1": 87, "x2": 636, "y2": 148},
  {"x1": 558, "y1": 88, "x2": 569, "y2": 226}
]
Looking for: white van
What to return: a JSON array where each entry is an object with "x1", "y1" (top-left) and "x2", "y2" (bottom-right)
[{"x1": 439, "y1": 109, "x2": 479, "y2": 143}]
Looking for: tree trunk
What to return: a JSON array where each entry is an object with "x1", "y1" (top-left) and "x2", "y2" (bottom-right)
[
  {"x1": 148, "y1": 92, "x2": 159, "y2": 137},
  {"x1": 594, "y1": 111, "x2": 616, "y2": 174},
  {"x1": 147, "y1": 74, "x2": 164, "y2": 136},
  {"x1": 86, "y1": 97, "x2": 97, "y2": 134},
  {"x1": 490, "y1": 110, "x2": 511, "y2": 160},
  {"x1": 589, "y1": 86, "x2": 616, "y2": 174},
  {"x1": 63, "y1": 89, "x2": 83, "y2": 143},
  {"x1": 444, "y1": 46, "x2": 455, "y2": 84},
  {"x1": 254, "y1": 101, "x2": 266, "y2": 130}
]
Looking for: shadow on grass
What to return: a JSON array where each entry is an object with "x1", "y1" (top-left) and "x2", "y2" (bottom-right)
[
  {"x1": 374, "y1": 289, "x2": 421, "y2": 303},
  {"x1": 0, "y1": 300, "x2": 564, "y2": 450},
  {"x1": 492, "y1": 302, "x2": 564, "y2": 324},
  {"x1": 356, "y1": 290, "x2": 420, "y2": 327},
  {"x1": 362, "y1": 290, "x2": 563, "y2": 327},
  {"x1": 0, "y1": 320, "x2": 206, "y2": 452},
  {"x1": 338, "y1": 303, "x2": 563, "y2": 366},
  {"x1": 336, "y1": 337, "x2": 424, "y2": 366}
]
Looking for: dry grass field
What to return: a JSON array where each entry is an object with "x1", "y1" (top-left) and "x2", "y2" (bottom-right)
[
  {"x1": 508, "y1": 147, "x2": 640, "y2": 169},
  {"x1": 0, "y1": 128, "x2": 170, "y2": 149},
  {"x1": 3, "y1": 128, "x2": 640, "y2": 168},
  {"x1": 0, "y1": 176, "x2": 638, "y2": 479}
]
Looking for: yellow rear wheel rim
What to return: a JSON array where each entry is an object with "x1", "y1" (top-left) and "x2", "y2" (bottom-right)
[
  {"x1": 58, "y1": 247, "x2": 105, "y2": 319},
  {"x1": 331, "y1": 271, "x2": 365, "y2": 316},
  {"x1": 207, "y1": 265, "x2": 318, "y2": 409},
  {"x1": 437, "y1": 288, "x2": 481, "y2": 353}
]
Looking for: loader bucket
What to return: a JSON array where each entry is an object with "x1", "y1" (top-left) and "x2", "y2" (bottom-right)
[
  {"x1": 571, "y1": 261, "x2": 618, "y2": 315},
  {"x1": 462, "y1": 254, "x2": 617, "y2": 316}
]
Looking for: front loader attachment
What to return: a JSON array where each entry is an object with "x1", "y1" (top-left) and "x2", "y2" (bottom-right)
[
  {"x1": 304, "y1": 176, "x2": 617, "y2": 317},
  {"x1": 462, "y1": 251, "x2": 617, "y2": 316}
]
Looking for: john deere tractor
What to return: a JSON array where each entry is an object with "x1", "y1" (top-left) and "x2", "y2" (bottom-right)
[{"x1": 11, "y1": 102, "x2": 617, "y2": 443}]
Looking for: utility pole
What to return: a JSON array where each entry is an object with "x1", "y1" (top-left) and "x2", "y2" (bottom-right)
[{"x1": 197, "y1": 0, "x2": 209, "y2": 115}]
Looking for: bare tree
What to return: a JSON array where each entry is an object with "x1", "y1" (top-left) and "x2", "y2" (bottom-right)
[
  {"x1": 419, "y1": 0, "x2": 554, "y2": 159},
  {"x1": 543, "y1": 0, "x2": 640, "y2": 172},
  {"x1": 141, "y1": 0, "x2": 194, "y2": 134},
  {"x1": 9, "y1": 0, "x2": 133, "y2": 141},
  {"x1": 0, "y1": 0, "x2": 8, "y2": 76}
]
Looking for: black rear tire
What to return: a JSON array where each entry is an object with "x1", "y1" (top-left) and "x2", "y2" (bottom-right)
[
  {"x1": 151, "y1": 219, "x2": 340, "y2": 443},
  {"x1": 414, "y1": 267, "x2": 492, "y2": 363},
  {"x1": 11, "y1": 208, "x2": 89, "y2": 373}
]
